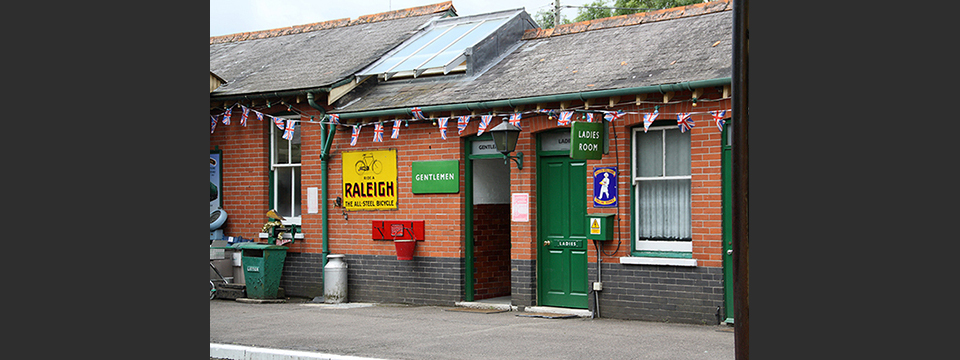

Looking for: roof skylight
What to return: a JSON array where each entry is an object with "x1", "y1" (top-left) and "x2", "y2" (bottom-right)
[{"x1": 357, "y1": 16, "x2": 510, "y2": 80}]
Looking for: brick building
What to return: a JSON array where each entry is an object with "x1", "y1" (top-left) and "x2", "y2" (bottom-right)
[{"x1": 210, "y1": 0, "x2": 735, "y2": 324}]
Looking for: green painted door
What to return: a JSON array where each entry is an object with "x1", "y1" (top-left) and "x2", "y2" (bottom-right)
[
  {"x1": 722, "y1": 121, "x2": 735, "y2": 323},
  {"x1": 538, "y1": 155, "x2": 589, "y2": 308}
]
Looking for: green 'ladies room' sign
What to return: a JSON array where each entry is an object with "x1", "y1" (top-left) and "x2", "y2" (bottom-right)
[
  {"x1": 411, "y1": 160, "x2": 460, "y2": 194},
  {"x1": 570, "y1": 121, "x2": 605, "y2": 160}
]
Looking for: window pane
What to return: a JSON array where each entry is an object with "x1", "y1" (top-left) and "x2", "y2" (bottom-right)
[
  {"x1": 291, "y1": 125, "x2": 301, "y2": 164},
  {"x1": 637, "y1": 179, "x2": 691, "y2": 240},
  {"x1": 276, "y1": 167, "x2": 293, "y2": 218},
  {"x1": 664, "y1": 129, "x2": 690, "y2": 176},
  {"x1": 273, "y1": 126, "x2": 288, "y2": 164},
  {"x1": 293, "y1": 167, "x2": 301, "y2": 218},
  {"x1": 636, "y1": 130, "x2": 663, "y2": 177}
]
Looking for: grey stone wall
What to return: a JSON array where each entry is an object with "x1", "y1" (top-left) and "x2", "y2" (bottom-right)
[
  {"x1": 344, "y1": 254, "x2": 464, "y2": 305},
  {"x1": 510, "y1": 259, "x2": 536, "y2": 307},
  {"x1": 591, "y1": 262, "x2": 724, "y2": 324},
  {"x1": 279, "y1": 252, "x2": 324, "y2": 299}
]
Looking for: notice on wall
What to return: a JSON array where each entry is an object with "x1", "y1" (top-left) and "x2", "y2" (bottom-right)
[
  {"x1": 511, "y1": 193, "x2": 529, "y2": 222},
  {"x1": 341, "y1": 149, "x2": 398, "y2": 211},
  {"x1": 307, "y1": 187, "x2": 318, "y2": 214}
]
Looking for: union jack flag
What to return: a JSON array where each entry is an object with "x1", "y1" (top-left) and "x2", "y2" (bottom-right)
[
  {"x1": 411, "y1": 107, "x2": 426, "y2": 120},
  {"x1": 392, "y1": 119, "x2": 401, "y2": 139},
  {"x1": 509, "y1": 113, "x2": 522, "y2": 128},
  {"x1": 438, "y1": 117, "x2": 449, "y2": 140},
  {"x1": 222, "y1": 107, "x2": 232, "y2": 125},
  {"x1": 478, "y1": 115, "x2": 492, "y2": 135},
  {"x1": 328, "y1": 114, "x2": 340, "y2": 125},
  {"x1": 604, "y1": 110, "x2": 625, "y2": 122},
  {"x1": 677, "y1": 112, "x2": 694, "y2": 133},
  {"x1": 282, "y1": 120, "x2": 296, "y2": 140},
  {"x1": 272, "y1": 115, "x2": 286, "y2": 130},
  {"x1": 457, "y1": 115, "x2": 471, "y2": 135},
  {"x1": 584, "y1": 113, "x2": 595, "y2": 123},
  {"x1": 256, "y1": 110, "x2": 264, "y2": 122},
  {"x1": 558, "y1": 111, "x2": 573, "y2": 126},
  {"x1": 710, "y1": 110, "x2": 728, "y2": 132},
  {"x1": 350, "y1": 125, "x2": 360, "y2": 146},
  {"x1": 642, "y1": 109, "x2": 659, "y2": 133},
  {"x1": 240, "y1": 106, "x2": 250, "y2": 127},
  {"x1": 211, "y1": 115, "x2": 217, "y2": 134},
  {"x1": 373, "y1": 123, "x2": 384, "y2": 142}
]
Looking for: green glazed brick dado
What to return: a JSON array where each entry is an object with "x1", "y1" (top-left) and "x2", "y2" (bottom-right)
[{"x1": 234, "y1": 243, "x2": 288, "y2": 299}]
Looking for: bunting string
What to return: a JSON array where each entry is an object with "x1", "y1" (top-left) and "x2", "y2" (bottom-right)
[{"x1": 210, "y1": 101, "x2": 731, "y2": 146}]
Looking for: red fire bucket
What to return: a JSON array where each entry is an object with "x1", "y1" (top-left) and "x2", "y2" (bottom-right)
[{"x1": 394, "y1": 239, "x2": 416, "y2": 260}]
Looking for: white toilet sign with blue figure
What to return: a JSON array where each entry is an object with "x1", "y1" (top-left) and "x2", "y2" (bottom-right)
[{"x1": 593, "y1": 167, "x2": 617, "y2": 208}]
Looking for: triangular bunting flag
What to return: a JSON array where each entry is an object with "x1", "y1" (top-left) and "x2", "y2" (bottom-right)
[
  {"x1": 438, "y1": 117, "x2": 449, "y2": 140},
  {"x1": 710, "y1": 110, "x2": 728, "y2": 132},
  {"x1": 677, "y1": 112, "x2": 694, "y2": 133},
  {"x1": 350, "y1": 125, "x2": 360, "y2": 146},
  {"x1": 240, "y1": 106, "x2": 250, "y2": 127},
  {"x1": 509, "y1": 113, "x2": 522, "y2": 129},
  {"x1": 558, "y1": 111, "x2": 573, "y2": 126},
  {"x1": 642, "y1": 109, "x2": 659, "y2": 133},
  {"x1": 282, "y1": 120, "x2": 295, "y2": 140},
  {"x1": 457, "y1": 115, "x2": 470, "y2": 135},
  {"x1": 391, "y1": 119, "x2": 401, "y2": 139},
  {"x1": 478, "y1": 115, "x2": 492, "y2": 136},
  {"x1": 373, "y1": 123, "x2": 384, "y2": 142}
]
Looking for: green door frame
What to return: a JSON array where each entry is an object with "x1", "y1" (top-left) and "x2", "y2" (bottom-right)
[
  {"x1": 463, "y1": 133, "x2": 502, "y2": 302},
  {"x1": 535, "y1": 129, "x2": 589, "y2": 309}
]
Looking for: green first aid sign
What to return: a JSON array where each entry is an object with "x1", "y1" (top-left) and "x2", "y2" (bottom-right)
[
  {"x1": 411, "y1": 160, "x2": 460, "y2": 194},
  {"x1": 570, "y1": 121, "x2": 604, "y2": 160}
]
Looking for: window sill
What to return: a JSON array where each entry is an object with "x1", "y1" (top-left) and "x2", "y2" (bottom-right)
[
  {"x1": 619, "y1": 256, "x2": 697, "y2": 267},
  {"x1": 259, "y1": 232, "x2": 305, "y2": 240}
]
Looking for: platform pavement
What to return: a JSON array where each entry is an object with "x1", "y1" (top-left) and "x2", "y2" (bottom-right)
[{"x1": 210, "y1": 297, "x2": 734, "y2": 360}]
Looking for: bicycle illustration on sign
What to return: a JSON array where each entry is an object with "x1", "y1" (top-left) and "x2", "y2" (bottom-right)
[{"x1": 355, "y1": 153, "x2": 383, "y2": 175}]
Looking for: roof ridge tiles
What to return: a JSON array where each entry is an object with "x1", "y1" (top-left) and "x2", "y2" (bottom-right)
[
  {"x1": 522, "y1": 0, "x2": 731, "y2": 40},
  {"x1": 210, "y1": 1, "x2": 454, "y2": 44}
]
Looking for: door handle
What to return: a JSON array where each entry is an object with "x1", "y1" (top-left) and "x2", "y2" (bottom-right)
[
  {"x1": 727, "y1": 249, "x2": 733, "y2": 255},
  {"x1": 543, "y1": 240, "x2": 551, "y2": 246}
]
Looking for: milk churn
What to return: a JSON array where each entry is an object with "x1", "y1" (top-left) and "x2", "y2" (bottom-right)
[{"x1": 323, "y1": 254, "x2": 347, "y2": 304}]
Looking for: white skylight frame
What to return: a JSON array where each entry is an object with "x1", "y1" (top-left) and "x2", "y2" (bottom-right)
[{"x1": 357, "y1": 14, "x2": 513, "y2": 80}]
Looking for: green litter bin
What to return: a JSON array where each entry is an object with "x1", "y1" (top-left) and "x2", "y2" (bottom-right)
[{"x1": 233, "y1": 243, "x2": 288, "y2": 299}]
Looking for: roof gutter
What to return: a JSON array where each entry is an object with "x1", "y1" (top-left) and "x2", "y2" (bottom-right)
[
  {"x1": 210, "y1": 77, "x2": 357, "y2": 103},
  {"x1": 333, "y1": 77, "x2": 731, "y2": 119}
]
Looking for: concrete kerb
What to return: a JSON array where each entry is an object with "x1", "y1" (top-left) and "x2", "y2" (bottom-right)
[{"x1": 211, "y1": 343, "x2": 386, "y2": 360}]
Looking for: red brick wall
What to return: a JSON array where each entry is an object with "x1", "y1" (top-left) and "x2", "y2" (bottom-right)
[
  {"x1": 472, "y1": 203, "x2": 511, "y2": 300},
  {"x1": 209, "y1": 107, "x2": 270, "y2": 240},
  {"x1": 211, "y1": 88, "x2": 728, "y2": 269}
]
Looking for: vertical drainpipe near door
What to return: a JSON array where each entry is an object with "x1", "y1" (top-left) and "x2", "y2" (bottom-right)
[{"x1": 307, "y1": 92, "x2": 336, "y2": 270}]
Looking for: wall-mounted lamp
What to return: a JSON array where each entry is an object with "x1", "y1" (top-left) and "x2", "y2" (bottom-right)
[{"x1": 488, "y1": 121, "x2": 523, "y2": 170}]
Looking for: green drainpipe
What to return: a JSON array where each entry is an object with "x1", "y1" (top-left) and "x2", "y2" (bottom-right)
[{"x1": 307, "y1": 92, "x2": 337, "y2": 270}]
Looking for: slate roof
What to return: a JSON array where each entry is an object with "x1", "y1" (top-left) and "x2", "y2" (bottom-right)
[
  {"x1": 332, "y1": 0, "x2": 732, "y2": 114},
  {"x1": 209, "y1": 2, "x2": 456, "y2": 98}
]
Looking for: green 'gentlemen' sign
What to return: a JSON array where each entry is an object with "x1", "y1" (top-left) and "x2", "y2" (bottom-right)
[
  {"x1": 570, "y1": 121, "x2": 604, "y2": 160},
  {"x1": 411, "y1": 160, "x2": 460, "y2": 194}
]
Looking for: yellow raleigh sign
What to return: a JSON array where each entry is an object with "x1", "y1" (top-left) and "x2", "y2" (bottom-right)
[{"x1": 342, "y1": 149, "x2": 398, "y2": 210}]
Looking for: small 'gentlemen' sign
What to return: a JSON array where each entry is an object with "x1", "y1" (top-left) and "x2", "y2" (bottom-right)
[
  {"x1": 411, "y1": 160, "x2": 459, "y2": 194},
  {"x1": 570, "y1": 121, "x2": 604, "y2": 160}
]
